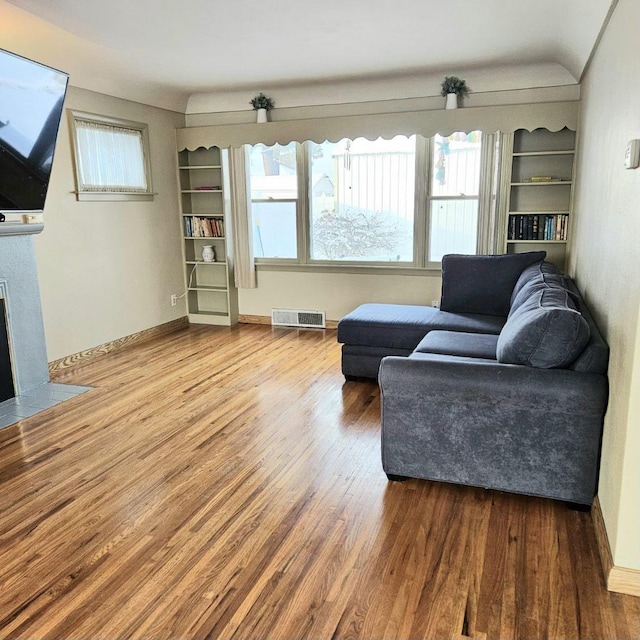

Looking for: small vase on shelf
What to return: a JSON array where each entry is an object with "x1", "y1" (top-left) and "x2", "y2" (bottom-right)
[
  {"x1": 202, "y1": 245, "x2": 216, "y2": 262},
  {"x1": 445, "y1": 93, "x2": 458, "y2": 110},
  {"x1": 256, "y1": 108, "x2": 268, "y2": 123}
]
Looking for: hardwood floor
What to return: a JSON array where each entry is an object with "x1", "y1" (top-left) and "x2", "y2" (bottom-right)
[{"x1": 0, "y1": 324, "x2": 637, "y2": 639}]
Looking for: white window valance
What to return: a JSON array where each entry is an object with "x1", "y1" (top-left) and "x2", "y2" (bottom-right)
[{"x1": 176, "y1": 101, "x2": 578, "y2": 151}]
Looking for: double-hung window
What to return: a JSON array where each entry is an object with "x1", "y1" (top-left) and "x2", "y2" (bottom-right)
[
  {"x1": 249, "y1": 142, "x2": 298, "y2": 259},
  {"x1": 247, "y1": 131, "x2": 484, "y2": 268},
  {"x1": 427, "y1": 132, "x2": 483, "y2": 262},
  {"x1": 69, "y1": 111, "x2": 153, "y2": 201}
]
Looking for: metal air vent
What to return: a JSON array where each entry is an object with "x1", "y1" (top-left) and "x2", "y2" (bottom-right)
[{"x1": 271, "y1": 309, "x2": 326, "y2": 329}]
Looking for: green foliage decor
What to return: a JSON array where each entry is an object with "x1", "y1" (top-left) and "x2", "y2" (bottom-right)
[
  {"x1": 250, "y1": 93, "x2": 275, "y2": 111},
  {"x1": 440, "y1": 76, "x2": 470, "y2": 97}
]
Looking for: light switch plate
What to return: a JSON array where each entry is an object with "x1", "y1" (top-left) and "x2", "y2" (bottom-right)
[{"x1": 624, "y1": 139, "x2": 639, "y2": 169}]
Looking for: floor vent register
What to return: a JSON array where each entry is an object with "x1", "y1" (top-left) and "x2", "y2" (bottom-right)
[{"x1": 271, "y1": 309, "x2": 326, "y2": 329}]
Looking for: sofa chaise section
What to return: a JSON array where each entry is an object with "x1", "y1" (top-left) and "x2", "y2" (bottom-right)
[{"x1": 337, "y1": 303, "x2": 506, "y2": 380}]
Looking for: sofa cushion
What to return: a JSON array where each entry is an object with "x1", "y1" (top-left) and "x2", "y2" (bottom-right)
[
  {"x1": 440, "y1": 252, "x2": 546, "y2": 317},
  {"x1": 509, "y1": 272, "x2": 571, "y2": 317},
  {"x1": 563, "y1": 278, "x2": 610, "y2": 375},
  {"x1": 338, "y1": 304, "x2": 441, "y2": 350},
  {"x1": 337, "y1": 303, "x2": 505, "y2": 351},
  {"x1": 497, "y1": 285, "x2": 591, "y2": 368},
  {"x1": 510, "y1": 260, "x2": 560, "y2": 306},
  {"x1": 414, "y1": 331, "x2": 498, "y2": 360}
]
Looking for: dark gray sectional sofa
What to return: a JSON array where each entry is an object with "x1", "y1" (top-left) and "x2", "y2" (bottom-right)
[{"x1": 337, "y1": 252, "x2": 609, "y2": 506}]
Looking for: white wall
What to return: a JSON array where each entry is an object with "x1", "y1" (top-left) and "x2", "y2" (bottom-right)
[
  {"x1": 0, "y1": 0, "x2": 186, "y2": 112},
  {"x1": 33, "y1": 86, "x2": 186, "y2": 361},
  {"x1": 240, "y1": 270, "x2": 442, "y2": 322},
  {"x1": 568, "y1": 0, "x2": 640, "y2": 571},
  {"x1": 187, "y1": 63, "x2": 577, "y2": 115}
]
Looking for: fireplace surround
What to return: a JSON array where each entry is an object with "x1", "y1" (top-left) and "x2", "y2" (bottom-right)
[
  {"x1": 0, "y1": 223, "x2": 92, "y2": 429},
  {"x1": 0, "y1": 297, "x2": 14, "y2": 402},
  {"x1": 0, "y1": 223, "x2": 50, "y2": 396}
]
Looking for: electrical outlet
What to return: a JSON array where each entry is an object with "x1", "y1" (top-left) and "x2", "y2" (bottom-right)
[
  {"x1": 171, "y1": 294, "x2": 177, "y2": 307},
  {"x1": 431, "y1": 300, "x2": 440, "y2": 308}
]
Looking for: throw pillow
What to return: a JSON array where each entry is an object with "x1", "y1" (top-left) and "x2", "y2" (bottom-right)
[
  {"x1": 440, "y1": 252, "x2": 546, "y2": 317},
  {"x1": 496, "y1": 285, "x2": 591, "y2": 368}
]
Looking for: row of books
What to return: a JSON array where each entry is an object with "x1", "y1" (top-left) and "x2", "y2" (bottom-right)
[
  {"x1": 184, "y1": 216, "x2": 225, "y2": 238},
  {"x1": 508, "y1": 214, "x2": 568, "y2": 241}
]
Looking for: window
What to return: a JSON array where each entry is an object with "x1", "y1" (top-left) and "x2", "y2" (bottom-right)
[
  {"x1": 428, "y1": 132, "x2": 482, "y2": 262},
  {"x1": 69, "y1": 111, "x2": 153, "y2": 201},
  {"x1": 247, "y1": 131, "x2": 485, "y2": 268},
  {"x1": 249, "y1": 142, "x2": 298, "y2": 259},
  {"x1": 308, "y1": 137, "x2": 415, "y2": 262}
]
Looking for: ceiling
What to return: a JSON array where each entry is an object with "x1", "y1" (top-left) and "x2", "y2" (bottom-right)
[{"x1": 4, "y1": 0, "x2": 614, "y2": 112}]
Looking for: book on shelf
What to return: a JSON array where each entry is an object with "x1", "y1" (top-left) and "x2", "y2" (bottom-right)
[
  {"x1": 508, "y1": 214, "x2": 568, "y2": 241},
  {"x1": 520, "y1": 177, "x2": 568, "y2": 184},
  {"x1": 184, "y1": 216, "x2": 225, "y2": 238}
]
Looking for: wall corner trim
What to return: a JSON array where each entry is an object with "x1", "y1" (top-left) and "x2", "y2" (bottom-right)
[{"x1": 592, "y1": 496, "x2": 640, "y2": 597}]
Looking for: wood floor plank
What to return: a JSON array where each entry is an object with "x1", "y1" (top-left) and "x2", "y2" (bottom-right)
[{"x1": 0, "y1": 324, "x2": 637, "y2": 639}]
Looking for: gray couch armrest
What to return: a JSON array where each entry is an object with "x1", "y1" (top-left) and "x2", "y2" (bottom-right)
[
  {"x1": 379, "y1": 353, "x2": 607, "y2": 504},
  {"x1": 379, "y1": 353, "x2": 607, "y2": 414}
]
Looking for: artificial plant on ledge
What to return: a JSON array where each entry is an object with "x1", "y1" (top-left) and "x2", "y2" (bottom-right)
[{"x1": 250, "y1": 93, "x2": 275, "y2": 122}]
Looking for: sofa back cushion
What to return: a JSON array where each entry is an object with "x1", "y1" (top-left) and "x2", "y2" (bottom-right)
[
  {"x1": 563, "y1": 278, "x2": 610, "y2": 375},
  {"x1": 440, "y1": 252, "x2": 546, "y2": 317},
  {"x1": 510, "y1": 260, "x2": 560, "y2": 307},
  {"x1": 497, "y1": 284, "x2": 590, "y2": 368},
  {"x1": 509, "y1": 272, "x2": 570, "y2": 317}
]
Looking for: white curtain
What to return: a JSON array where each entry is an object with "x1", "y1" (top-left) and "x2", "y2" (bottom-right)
[
  {"x1": 229, "y1": 146, "x2": 256, "y2": 288},
  {"x1": 74, "y1": 120, "x2": 147, "y2": 192},
  {"x1": 476, "y1": 132, "x2": 505, "y2": 255}
]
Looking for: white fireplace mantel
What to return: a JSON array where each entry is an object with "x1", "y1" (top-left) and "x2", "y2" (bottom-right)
[{"x1": 0, "y1": 223, "x2": 44, "y2": 237}]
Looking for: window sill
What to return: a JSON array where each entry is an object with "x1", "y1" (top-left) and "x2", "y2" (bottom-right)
[
  {"x1": 74, "y1": 191, "x2": 156, "y2": 202},
  {"x1": 255, "y1": 262, "x2": 443, "y2": 276}
]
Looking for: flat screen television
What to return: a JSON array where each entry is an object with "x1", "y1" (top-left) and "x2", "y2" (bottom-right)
[{"x1": 0, "y1": 48, "x2": 69, "y2": 213}]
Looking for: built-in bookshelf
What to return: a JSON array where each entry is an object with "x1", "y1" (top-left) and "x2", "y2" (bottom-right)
[
  {"x1": 503, "y1": 128, "x2": 576, "y2": 270},
  {"x1": 177, "y1": 146, "x2": 238, "y2": 326}
]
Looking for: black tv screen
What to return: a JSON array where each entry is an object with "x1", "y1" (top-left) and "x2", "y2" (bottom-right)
[{"x1": 0, "y1": 48, "x2": 69, "y2": 213}]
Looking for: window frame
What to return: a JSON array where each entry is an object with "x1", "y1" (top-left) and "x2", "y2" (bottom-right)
[
  {"x1": 68, "y1": 110, "x2": 155, "y2": 202},
  {"x1": 249, "y1": 133, "x2": 486, "y2": 270},
  {"x1": 306, "y1": 137, "x2": 418, "y2": 267},
  {"x1": 248, "y1": 141, "x2": 302, "y2": 263},
  {"x1": 423, "y1": 133, "x2": 484, "y2": 268}
]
